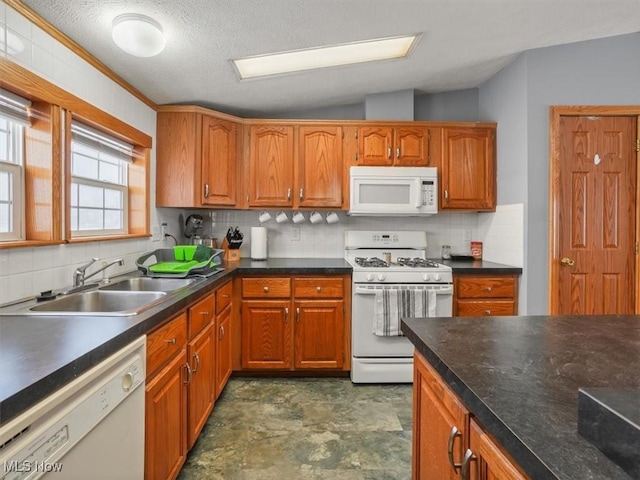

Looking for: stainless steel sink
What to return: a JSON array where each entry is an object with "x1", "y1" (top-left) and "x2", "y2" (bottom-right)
[
  {"x1": 99, "y1": 277, "x2": 197, "y2": 293},
  {"x1": 28, "y1": 291, "x2": 167, "y2": 316}
]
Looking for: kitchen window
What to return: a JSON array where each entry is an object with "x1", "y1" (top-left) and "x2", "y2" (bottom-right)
[
  {"x1": 0, "y1": 89, "x2": 30, "y2": 242},
  {"x1": 70, "y1": 122, "x2": 133, "y2": 237}
]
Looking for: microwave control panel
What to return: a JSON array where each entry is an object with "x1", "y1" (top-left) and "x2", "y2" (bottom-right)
[{"x1": 421, "y1": 180, "x2": 436, "y2": 206}]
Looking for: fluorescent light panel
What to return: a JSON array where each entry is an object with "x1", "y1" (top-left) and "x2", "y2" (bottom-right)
[{"x1": 233, "y1": 34, "x2": 420, "y2": 79}]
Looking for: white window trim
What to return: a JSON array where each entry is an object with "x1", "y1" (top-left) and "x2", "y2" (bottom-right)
[{"x1": 0, "y1": 161, "x2": 23, "y2": 241}]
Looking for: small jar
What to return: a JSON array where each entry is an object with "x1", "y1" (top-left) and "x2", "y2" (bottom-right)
[
  {"x1": 471, "y1": 241, "x2": 483, "y2": 260},
  {"x1": 441, "y1": 244, "x2": 451, "y2": 260}
]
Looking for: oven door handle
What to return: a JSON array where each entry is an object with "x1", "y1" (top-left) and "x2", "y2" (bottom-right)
[{"x1": 355, "y1": 286, "x2": 453, "y2": 295}]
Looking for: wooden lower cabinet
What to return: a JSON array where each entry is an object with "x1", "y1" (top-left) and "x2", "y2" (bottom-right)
[
  {"x1": 145, "y1": 348, "x2": 188, "y2": 480},
  {"x1": 413, "y1": 352, "x2": 529, "y2": 480},
  {"x1": 216, "y1": 302, "x2": 233, "y2": 396},
  {"x1": 239, "y1": 275, "x2": 350, "y2": 372},
  {"x1": 454, "y1": 274, "x2": 519, "y2": 317},
  {"x1": 187, "y1": 323, "x2": 215, "y2": 449},
  {"x1": 413, "y1": 351, "x2": 466, "y2": 480},
  {"x1": 241, "y1": 299, "x2": 291, "y2": 369}
]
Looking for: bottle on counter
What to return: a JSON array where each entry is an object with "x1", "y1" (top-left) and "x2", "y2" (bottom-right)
[{"x1": 441, "y1": 244, "x2": 451, "y2": 260}]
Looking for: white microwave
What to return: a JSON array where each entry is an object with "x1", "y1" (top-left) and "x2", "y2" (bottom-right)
[{"x1": 349, "y1": 166, "x2": 438, "y2": 216}]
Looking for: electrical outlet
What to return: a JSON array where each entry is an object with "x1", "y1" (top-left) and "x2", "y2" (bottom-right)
[
  {"x1": 463, "y1": 229, "x2": 472, "y2": 242},
  {"x1": 161, "y1": 222, "x2": 168, "y2": 238},
  {"x1": 291, "y1": 226, "x2": 301, "y2": 241},
  {"x1": 151, "y1": 225, "x2": 161, "y2": 242}
]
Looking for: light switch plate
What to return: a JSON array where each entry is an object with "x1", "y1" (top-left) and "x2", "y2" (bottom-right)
[{"x1": 291, "y1": 226, "x2": 301, "y2": 241}]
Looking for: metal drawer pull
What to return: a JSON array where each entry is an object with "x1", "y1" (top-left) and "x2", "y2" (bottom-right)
[
  {"x1": 485, "y1": 310, "x2": 491, "y2": 315},
  {"x1": 299, "y1": 188, "x2": 304, "y2": 199},
  {"x1": 184, "y1": 363, "x2": 192, "y2": 385},
  {"x1": 485, "y1": 286, "x2": 492, "y2": 292},
  {"x1": 219, "y1": 325, "x2": 225, "y2": 340},
  {"x1": 263, "y1": 286, "x2": 269, "y2": 293},
  {"x1": 447, "y1": 426, "x2": 462, "y2": 472},
  {"x1": 192, "y1": 352, "x2": 200, "y2": 373},
  {"x1": 284, "y1": 307, "x2": 289, "y2": 323},
  {"x1": 200, "y1": 311, "x2": 209, "y2": 317},
  {"x1": 287, "y1": 188, "x2": 291, "y2": 200},
  {"x1": 222, "y1": 294, "x2": 231, "y2": 298},
  {"x1": 387, "y1": 146, "x2": 392, "y2": 158},
  {"x1": 316, "y1": 286, "x2": 322, "y2": 292},
  {"x1": 165, "y1": 338, "x2": 176, "y2": 345},
  {"x1": 396, "y1": 147, "x2": 400, "y2": 158},
  {"x1": 204, "y1": 183, "x2": 210, "y2": 198},
  {"x1": 461, "y1": 449, "x2": 476, "y2": 480},
  {"x1": 296, "y1": 307, "x2": 300, "y2": 322}
]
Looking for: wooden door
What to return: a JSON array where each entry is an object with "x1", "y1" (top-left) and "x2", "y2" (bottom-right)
[
  {"x1": 241, "y1": 300, "x2": 291, "y2": 369},
  {"x1": 413, "y1": 352, "x2": 466, "y2": 480},
  {"x1": 293, "y1": 300, "x2": 344, "y2": 369},
  {"x1": 358, "y1": 126, "x2": 394, "y2": 165},
  {"x1": 201, "y1": 116, "x2": 237, "y2": 206},
  {"x1": 145, "y1": 350, "x2": 187, "y2": 480},
  {"x1": 395, "y1": 126, "x2": 428, "y2": 165},
  {"x1": 297, "y1": 125, "x2": 343, "y2": 207},
  {"x1": 557, "y1": 116, "x2": 636, "y2": 314},
  {"x1": 187, "y1": 324, "x2": 215, "y2": 449},
  {"x1": 216, "y1": 303, "x2": 232, "y2": 397},
  {"x1": 248, "y1": 125, "x2": 294, "y2": 207},
  {"x1": 440, "y1": 127, "x2": 495, "y2": 210}
]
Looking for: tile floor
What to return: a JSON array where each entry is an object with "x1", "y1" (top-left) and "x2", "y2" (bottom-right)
[{"x1": 177, "y1": 377, "x2": 413, "y2": 479}]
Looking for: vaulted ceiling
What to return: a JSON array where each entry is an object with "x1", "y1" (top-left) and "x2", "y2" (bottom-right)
[{"x1": 22, "y1": 0, "x2": 640, "y2": 116}]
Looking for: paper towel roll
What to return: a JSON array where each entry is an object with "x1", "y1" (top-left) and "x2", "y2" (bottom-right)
[{"x1": 251, "y1": 227, "x2": 268, "y2": 260}]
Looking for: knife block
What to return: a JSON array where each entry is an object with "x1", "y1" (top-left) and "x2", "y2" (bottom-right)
[{"x1": 221, "y1": 238, "x2": 241, "y2": 262}]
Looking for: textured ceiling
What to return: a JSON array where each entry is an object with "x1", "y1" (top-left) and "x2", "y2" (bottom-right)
[{"x1": 21, "y1": 0, "x2": 640, "y2": 116}]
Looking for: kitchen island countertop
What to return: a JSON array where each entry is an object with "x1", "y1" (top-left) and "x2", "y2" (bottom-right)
[{"x1": 402, "y1": 314, "x2": 640, "y2": 480}]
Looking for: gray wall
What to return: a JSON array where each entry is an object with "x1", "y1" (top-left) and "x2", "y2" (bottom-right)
[
  {"x1": 415, "y1": 88, "x2": 480, "y2": 121},
  {"x1": 479, "y1": 32, "x2": 640, "y2": 314},
  {"x1": 364, "y1": 89, "x2": 415, "y2": 120},
  {"x1": 264, "y1": 102, "x2": 364, "y2": 120}
]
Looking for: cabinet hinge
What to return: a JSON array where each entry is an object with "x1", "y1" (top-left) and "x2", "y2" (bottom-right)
[
  {"x1": 355, "y1": 152, "x2": 358, "y2": 162},
  {"x1": 636, "y1": 138, "x2": 640, "y2": 152},
  {"x1": 355, "y1": 131, "x2": 358, "y2": 139}
]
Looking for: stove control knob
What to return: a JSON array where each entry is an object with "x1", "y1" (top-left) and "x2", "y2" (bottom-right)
[
  {"x1": 366, "y1": 274, "x2": 374, "y2": 282},
  {"x1": 422, "y1": 273, "x2": 431, "y2": 281},
  {"x1": 433, "y1": 273, "x2": 441, "y2": 281},
  {"x1": 377, "y1": 274, "x2": 386, "y2": 281}
]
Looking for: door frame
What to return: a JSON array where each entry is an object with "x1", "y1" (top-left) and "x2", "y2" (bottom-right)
[{"x1": 548, "y1": 106, "x2": 640, "y2": 314}]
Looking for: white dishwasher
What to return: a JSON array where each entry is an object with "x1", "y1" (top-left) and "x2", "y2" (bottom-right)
[{"x1": 0, "y1": 336, "x2": 146, "y2": 480}]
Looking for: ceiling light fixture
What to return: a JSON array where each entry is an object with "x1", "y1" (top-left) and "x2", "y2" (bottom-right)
[
  {"x1": 232, "y1": 34, "x2": 421, "y2": 80},
  {"x1": 112, "y1": 13, "x2": 166, "y2": 57}
]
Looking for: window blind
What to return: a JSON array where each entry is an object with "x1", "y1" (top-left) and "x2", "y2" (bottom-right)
[
  {"x1": 0, "y1": 88, "x2": 31, "y2": 127},
  {"x1": 71, "y1": 121, "x2": 136, "y2": 162}
]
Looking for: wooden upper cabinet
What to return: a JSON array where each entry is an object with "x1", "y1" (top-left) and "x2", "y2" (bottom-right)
[
  {"x1": 440, "y1": 126, "x2": 496, "y2": 211},
  {"x1": 357, "y1": 125, "x2": 428, "y2": 166},
  {"x1": 248, "y1": 125, "x2": 294, "y2": 207},
  {"x1": 201, "y1": 116, "x2": 237, "y2": 206},
  {"x1": 358, "y1": 126, "x2": 394, "y2": 165},
  {"x1": 297, "y1": 125, "x2": 343, "y2": 208},
  {"x1": 156, "y1": 108, "x2": 240, "y2": 208}
]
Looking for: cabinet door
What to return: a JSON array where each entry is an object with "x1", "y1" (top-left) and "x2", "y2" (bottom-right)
[
  {"x1": 248, "y1": 125, "x2": 294, "y2": 207},
  {"x1": 216, "y1": 304, "x2": 233, "y2": 398},
  {"x1": 145, "y1": 350, "x2": 188, "y2": 480},
  {"x1": 395, "y1": 127, "x2": 428, "y2": 166},
  {"x1": 241, "y1": 300, "x2": 292, "y2": 369},
  {"x1": 358, "y1": 127, "x2": 394, "y2": 165},
  {"x1": 294, "y1": 300, "x2": 344, "y2": 369},
  {"x1": 469, "y1": 418, "x2": 528, "y2": 480},
  {"x1": 297, "y1": 125, "x2": 343, "y2": 207},
  {"x1": 187, "y1": 323, "x2": 215, "y2": 449},
  {"x1": 441, "y1": 127, "x2": 495, "y2": 210},
  {"x1": 413, "y1": 352, "x2": 467, "y2": 480},
  {"x1": 201, "y1": 116, "x2": 237, "y2": 206}
]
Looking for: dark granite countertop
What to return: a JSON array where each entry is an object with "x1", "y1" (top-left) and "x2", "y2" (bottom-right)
[
  {"x1": 401, "y1": 315, "x2": 640, "y2": 480},
  {"x1": 0, "y1": 258, "x2": 351, "y2": 425},
  {"x1": 436, "y1": 258, "x2": 523, "y2": 274}
]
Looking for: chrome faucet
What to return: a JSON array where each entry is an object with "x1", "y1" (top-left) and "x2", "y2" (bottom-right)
[{"x1": 73, "y1": 258, "x2": 124, "y2": 287}]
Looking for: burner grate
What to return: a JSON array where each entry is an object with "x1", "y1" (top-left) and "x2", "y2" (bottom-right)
[
  {"x1": 354, "y1": 257, "x2": 389, "y2": 268},
  {"x1": 396, "y1": 257, "x2": 441, "y2": 268}
]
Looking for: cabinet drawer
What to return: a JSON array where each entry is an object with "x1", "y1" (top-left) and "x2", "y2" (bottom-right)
[
  {"x1": 242, "y1": 277, "x2": 291, "y2": 298},
  {"x1": 216, "y1": 281, "x2": 233, "y2": 314},
  {"x1": 456, "y1": 300, "x2": 516, "y2": 317},
  {"x1": 188, "y1": 294, "x2": 215, "y2": 339},
  {"x1": 455, "y1": 276, "x2": 516, "y2": 299},
  {"x1": 294, "y1": 277, "x2": 343, "y2": 298},
  {"x1": 147, "y1": 312, "x2": 187, "y2": 377}
]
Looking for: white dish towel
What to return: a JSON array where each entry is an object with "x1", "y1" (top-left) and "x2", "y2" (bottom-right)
[{"x1": 373, "y1": 288, "x2": 437, "y2": 336}]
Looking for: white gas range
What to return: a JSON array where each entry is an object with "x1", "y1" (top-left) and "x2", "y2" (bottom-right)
[{"x1": 345, "y1": 231, "x2": 453, "y2": 383}]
